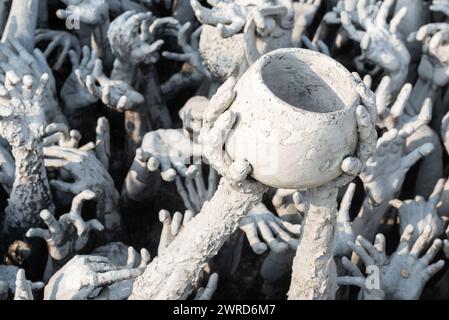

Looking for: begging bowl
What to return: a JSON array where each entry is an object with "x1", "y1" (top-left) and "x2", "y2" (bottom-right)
[{"x1": 225, "y1": 48, "x2": 360, "y2": 189}]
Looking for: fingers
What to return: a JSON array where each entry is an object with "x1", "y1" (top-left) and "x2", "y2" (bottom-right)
[
  {"x1": 276, "y1": 217, "x2": 301, "y2": 235},
  {"x1": 389, "y1": 199, "x2": 404, "y2": 209},
  {"x1": 191, "y1": 0, "x2": 230, "y2": 26},
  {"x1": 341, "y1": 256, "x2": 364, "y2": 277},
  {"x1": 159, "y1": 160, "x2": 176, "y2": 182},
  {"x1": 417, "y1": 98, "x2": 433, "y2": 126},
  {"x1": 356, "y1": 235, "x2": 384, "y2": 264},
  {"x1": 138, "y1": 249, "x2": 151, "y2": 268},
  {"x1": 228, "y1": 160, "x2": 251, "y2": 183},
  {"x1": 162, "y1": 51, "x2": 189, "y2": 62},
  {"x1": 258, "y1": 222, "x2": 289, "y2": 254},
  {"x1": 375, "y1": 0, "x2": 393, "y2": 29},
  {"x1": 90, "y1": 262, "x2": 117, "y2": 273},
  {"x1": 341, "y1": 11, "x2": 365, "y2": 42},
  {"x1": 292, "y1": 191, "x2": 307, "y2": 213},
  {"x1": 362, "y1": 74, "x2": 372, "y2": 89},
  {"x1": 389, "y1": 6, "x2": 407, "y2": 34},
  {"x1": 390, "y1": 83, "x2": 412, "y2": 120},
  {"x1": 85, "y1": 219, "x2": 105, "y2": 232},
  {"x1": 34, "y1": 73, "x2": 49, "y2": 102},
  {"x1": 21, "y1": 75, "x2": 34, "y2": 101},
  {"x1": 397, "y1": 224, "x2": 415, "y2": 254},
  {"x1": 267, "y1": 220, "x2": 299, "y2": 250},
  {"x1": 338, "y1": 183, "x2": 356, "y2": 223},
  {"x1": 175, "y1": 177, "x2": 195, "y2": 212},
  {"x1": 195, "y1": 273, "x2": 219, "y2": 300},
  {"x1": 184, "y1": 210, "x2": 194, "y2": 225},
  {"x1": 43, "y1": 123, "x2": 70, "y2": 146},
  {"x1": 422, "y1": 260, "x2": 445, "y2": 282},
  {"x1": 201, "y1": 111, "x2": 238, "y2": 177},
  {"x1": 39, "y1": 209, "x2": 61, "y2": 235},
  {"x1": 184, "y1": 178, "x2": 202, "y2": 212},
  {"x1": 341, "y1": 156, "x2": 363, "y2": 176},
  {"x1": 301, "y1": 35, "x2": 318, "y2": 51},
  {"x1": 416, "y1": 23, "x2": 449, "y2": 41},
  {"x1": 71, "y1": 189, "x2": 96, "y2": 216},
  {"x1": 95, "y1": 117, "x2": 110, "y2": 169},
  {"x1": 441, "y1": 111, "x2": 449, "y2": 140},
  {"x1": 428, "y1": 178, "x2": 446, "y2": 209},
  {"x1": 126, "y1": 246, "x2": 139, "y2": 269},
  {"x1": 68, "y1": 49, "x2": 80, "y2": 68},
  {"x1": 410, "y1": 225, "x2": 433, "y2": 257},
  {"x1": 171, "y1": 211, "x2": 183, "y2": 236},
  {"x1": 50, "y1": 179, "x2": 82, "y2": 194},
  {"x1": 375, "y1": 76, "x2": 391, "y2": 117},
  {"x1": 336, "y1": 276, "x2": 365, "y2": 288},
  {"x1": 158, "y1": 209, "x2": 173, "y2": 246},
  {"x1": 239, "y1": 216, "x2": 268, "y2": 254},
  {"x1": 96, "y1": 268, "x2": 143, "y2": 287},
  {"x1": 356, "y1": 80, "x2": 377, "y2": 124},
  {"x1": 147, "y1": 156, "x2": 160, "y2": 172},
  {"x1": 355, "y1": 105, "x2": 377, "y2": 164},
  {"x1": 420, "y1": 239, "x2": 443, "y2": 265},
  {"x1": 374, "y1": 233, "x2": 386, "y2": 254},
  {"x1": 347, "y1": 241, "x2": 374, "y2": 266},
  {"x1": 26, "y1": 227, "x2": 50, "y2": 241},
  {"x1": 14, "y1": 269, "x2": 33, "y2": 300},
  {"x1": 400, "y1": 143, "x2": 435, "y2": 170}
]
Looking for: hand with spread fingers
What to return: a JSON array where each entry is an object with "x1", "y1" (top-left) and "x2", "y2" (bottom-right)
[
  {"x1": 76, "y1": 55, "x2": 145, "y2": 112},
  {"x1": 324, "y1": 0, "x2": 375, "y2": 24},
  {"x1": 140, "y1": 129, "x2": 201, "y2": 182},
  {"x1": 35, "y1": 29, "x2": 81, "y2": 71},
  {"x1": 337, "y1": 256, "x2": 385, "y2": 300},
  {"x1": 323, "y1": 73, "x2": 377, "y2": 189},
  {"x1": 408, "y1": 22, "x2": 449, "y2": 88},
  {"x1": 108, "y1": 11, "x2": 179, "y2": 66},
  {"x1": 43, "y1": 146, "x2": 120, "y2": 233},
  {"x1": 174, "y1": 164, "x2": 218, "y2": 213},
  {"x1": 390, "y1": 179, "x2": 446, "y2": 242},
  {"x1": 339, "y1": 226, "x2": 445, "y2": 300},
  {"x1": 291, "y1": 0, "x2": 322, "y2": 46},
  {"x1": 44, "y1": 255, "x2": 145, "y2": 300},
  {"x1": 341, "y1": 0, "x2": 410, "y2": 93},
  {"x1": 26, "y1": 190, "x2": 104, "y2": 262},
  {"x1": 360, "y1": 125, "x2": 434, "y2": 206},
  {"x1": 91, "y1": 244, "x2": 151, "y2": 300},
  {"x1": 239, "y1": 202, "x2": 301, "y2": 255},
  {"x1": 157, "y1": 209, "x2": 195, "y2": 255},
  {"x1": 375, "y1": 77, "x2": 433, "y2": 130},
  {"x1": 0, "y1": 71, "x2": 48, "y2": 148},
  {"x1": 191, "y1": 0, "x2": 289, "y2": 38},
  {"x1": 161, "y1": 23, "x2": 211, "y2": 97},
  {"x1": 198, "y1": 77, "x2": 253, "y2": 185},
  {"x1": 301, "y1": 33, "x2": 330, "y2": 56}
]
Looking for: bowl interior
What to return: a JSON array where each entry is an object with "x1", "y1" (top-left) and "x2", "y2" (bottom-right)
[{"x1": 261, "y1": 50, "x2": 358, "y2": 113}]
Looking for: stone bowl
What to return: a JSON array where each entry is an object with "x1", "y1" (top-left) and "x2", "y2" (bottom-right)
[{"x1": 225, "y1": 48, "x2": 360, "y2": 189}]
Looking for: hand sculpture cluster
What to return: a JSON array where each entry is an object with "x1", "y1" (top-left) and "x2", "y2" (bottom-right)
[{"x1": 0, "y1": 0, "x2": 448, "y2": 302}]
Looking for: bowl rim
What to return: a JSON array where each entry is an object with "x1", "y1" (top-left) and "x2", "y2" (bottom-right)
[{"x1": 253, "y1": 48, "x2": 360, "y2": 116}]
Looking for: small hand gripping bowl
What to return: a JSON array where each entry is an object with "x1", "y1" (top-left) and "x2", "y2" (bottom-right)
[{"x1": 225, "y1": 48, "x2": 360, "y2": 189}]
